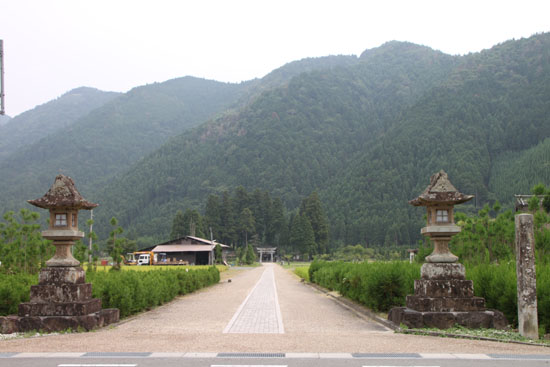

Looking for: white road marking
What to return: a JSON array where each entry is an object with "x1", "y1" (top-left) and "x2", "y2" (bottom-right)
[{"x1": 211, "y1": 365, "x2": 287, "y2": 367}]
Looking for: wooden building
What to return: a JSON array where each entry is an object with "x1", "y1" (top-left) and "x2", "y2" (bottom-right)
[{"x1": 150, "y1": 236, "x2": 229, "y2": 265}]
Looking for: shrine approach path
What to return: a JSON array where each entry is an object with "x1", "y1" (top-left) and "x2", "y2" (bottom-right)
[{"x1": 0, "y1": 263, "x2": 548, "y2": 354}]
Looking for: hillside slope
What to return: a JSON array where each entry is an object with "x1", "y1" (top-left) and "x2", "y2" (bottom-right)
[
  {"x1": 93, "y1": 41, "x2": 459, "y2": 240},
  {"x1": 329, "y1": 34, "x2": 550, "y2": 245},
  {"x1": 0, "y1": 77, "x2": 249, "y2": 212},
  {"x1": 0, "y1": 87, "x2": 119, "y2": 161}
]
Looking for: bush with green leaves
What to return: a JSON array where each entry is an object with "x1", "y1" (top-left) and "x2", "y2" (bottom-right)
[
  {"x1": 0, "y1": 273, "x2": 37, "y2": 315},
  {"x1": 0, "y1": 267, "x2": 220, "y2": 318},
  {"x1": 309, "y1": 260, "x2": 420, "y2": 312},
  {"x1": 87, "y1": 266, "x2": 220, "y2": 318}
]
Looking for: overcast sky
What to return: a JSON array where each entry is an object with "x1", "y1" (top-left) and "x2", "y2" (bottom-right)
[{"x1": 1, "y1": 0, "x2": 549, "y2": 117}]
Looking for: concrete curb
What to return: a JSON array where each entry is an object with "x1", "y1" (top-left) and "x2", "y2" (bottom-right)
[{"x1": 301, "y1": 278, "x2": 549, "y2": 348}]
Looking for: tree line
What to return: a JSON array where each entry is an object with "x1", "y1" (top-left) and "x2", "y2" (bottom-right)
[{"x1": 170, "y1": 186, "x2": 329, "y2": 258}]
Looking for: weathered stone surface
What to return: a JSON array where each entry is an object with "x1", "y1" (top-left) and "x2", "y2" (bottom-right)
[
  {"x1": 406, "y1": 295, "x2": 485, "y2": 312},
  {"x1": 490, "y1": 309, "x2": 509, "y2": 329},
  {"x1": 30, "y1": 283, "x2": 92, "y2": 303},
  {"x1": 98, "y1": 308, "x2": 120, "y2": 327},
  {"x1": 421, "y1": 263, "x2": 465, "y2": 280},
  {"x1": 27, "y1": 174, "x2": 98, "y2": 210},
  {"x1": 414, "y1": 279, "x2": 474, "y2": 298},
  {"x1": 39, "y1": 267, "x2": 86, "y2": 285},
  {"x1": 18, "y1": 313, "x2": 99, "y2": 333},
  {"x1": 387, "y1": 308, "x2": 508, "y2": 330},
  {"x1": 387, "y1": 307, "x2": 406, "y2": 326},
  {"x1": 423, "y1": 312, "x2": 456, "y2": 329},
  {"x1": 18, "y1": 298, "x2": 101, "y2": 317},
  {"x1": 13, "y1": 309, "x2": 119, "y2": 333},
  {"x1": 455, "y1": 311, "x2": 492, "y2": 328},
  {"x1": 0, "y1": 316, "x2": 19, "y2": 334},
  {"x1": 515, "y1": 213, "x2": 539, "y2": 339}
]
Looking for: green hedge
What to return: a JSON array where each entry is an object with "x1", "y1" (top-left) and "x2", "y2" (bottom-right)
[
  {"x1": 0, "y1": 266, "x2": 220, "y2": 319},
  {"x1": 309, "y1": 260, "x2": 420, "y2": 312},
  {"x1": 0, "y1": 273, "x2": 37, "y2": 315},
  {"x1": 309, "y1": 260, "x2": 550, "y2": 333},
  {"x1": 467, "y1": 262, "x2": 550, "y2": 334},
  {"x1": 87, "y1": 266, "x2": 220, "y2": 318}
]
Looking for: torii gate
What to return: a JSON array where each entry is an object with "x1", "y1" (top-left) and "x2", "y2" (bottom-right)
[{"x1": 256, "y1": 247, "x2": 277, "y2": 263}]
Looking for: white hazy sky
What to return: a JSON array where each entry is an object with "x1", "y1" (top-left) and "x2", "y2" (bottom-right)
[{"x1": 1, "y1": 0, "x2": 549, "y2": 117}]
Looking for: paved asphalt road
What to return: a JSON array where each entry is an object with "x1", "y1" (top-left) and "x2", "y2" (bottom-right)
[
  {"x1": 1, "y1": 263, "x2": 550, "y2": 367},
  {"x1": 1, "y1": 354, "x2": 550, "y2": 367}
]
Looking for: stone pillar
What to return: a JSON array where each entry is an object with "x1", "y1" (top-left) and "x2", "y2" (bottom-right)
[{"x1": 515, "y1": 213, "x2": 539, "y2": 339}]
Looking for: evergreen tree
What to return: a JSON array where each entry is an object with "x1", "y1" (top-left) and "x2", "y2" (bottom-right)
[
  {"x1": 290, "y1": 214, "x2": 316, "y2": 258},
  {"x1": 300, "y1": 192, "x2": 329, "y2": 254},
  {"x1": 219, "y1": 191, "x2": 236, "y2": 246},
  {"x1": 245, "y1": 244, "x2": 256, "y2": 264},
  {"x1": 170, "y1": 210, "x2": 187, "y2": 240},
  {"x1": 238, "y1": 207, "x2": 255, "y2": 247},
  {"x1": 204, "y1": 194, "x2": 221, "y2": 240}
]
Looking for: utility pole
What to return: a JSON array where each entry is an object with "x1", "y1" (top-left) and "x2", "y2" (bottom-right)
[
  {"x1": 0, "y1": 39, "x2": 5, "y2": 115},
  {"x1": 88, "y1": 209, "x2": 94, "y2": 266}
]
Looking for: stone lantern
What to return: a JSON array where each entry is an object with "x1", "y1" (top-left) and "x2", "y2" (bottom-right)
[
  {"x1": 28, "y1": 174, "x2": 98, "y2": 267},
  {"x1": 0, "y1": 175, "x2": 120, "y2": 334},
  {"x1": 388, "y1": 170, "x2": 507, "y2": 329},
  {"x1": 409, "y1": 170, "x2": 474, "y2": 263}
]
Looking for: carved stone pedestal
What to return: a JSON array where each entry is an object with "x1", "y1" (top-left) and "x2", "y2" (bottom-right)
[
  {"x1": 1, "y1": 267, "x2": 119, "y2": 333},
  {"x1": 388, "y1": 263, "x2": 507, "y2": 329}
]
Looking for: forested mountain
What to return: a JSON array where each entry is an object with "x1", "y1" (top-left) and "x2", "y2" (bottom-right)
[
  {"x1": 0, "y1": 77, "x2": 250, "y2": 212},
  {"x1": 93, "y1": 34, "x2": 550, "y2": 248},
  {"x1": 3, "y1": 34, "x2": 550, "y2": 252},
  {"x1": 325, "y1": 34, "x2": 550, "y2": 246},
  {"x1": 0, "y1": 87, "x2": 119, "y2": 161},
  {"x1": 92, "y1": 41, "x2": 459, "y2": 241}
]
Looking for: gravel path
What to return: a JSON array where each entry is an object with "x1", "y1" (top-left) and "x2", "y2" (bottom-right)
[{"x1": 0, "y1": 263, "x2": 548, "y2": 354}]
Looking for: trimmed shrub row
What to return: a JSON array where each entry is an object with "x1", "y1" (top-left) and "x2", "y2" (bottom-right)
[
  {"x1": 309, "y1": 260, "x2": 550, "y2": 333},
  {"x1": 308, "y1": 260, "x2": 420, "y2": 312},
  {"x1": 0, "y1": 266, "x2": 220, "y2": 319},
  {"x1": 87, "y1": 266, "x2": 220, "y2": 318},
  {"x1": 467, "y1": 262, "x2": 550, "y2": 334}
]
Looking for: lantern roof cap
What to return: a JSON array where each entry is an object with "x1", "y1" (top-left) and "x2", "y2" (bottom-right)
[
  {"x1": 409, "y1": 170, "x2": 474, "y2": 206},
  {"x1": 28, "y1": 174, "x2": 98, "y2": 210}
]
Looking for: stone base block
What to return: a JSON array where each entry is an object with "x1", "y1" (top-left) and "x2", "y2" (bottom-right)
[
  {"x1": 18, "y1": 298, "x2": 101, "y2": 317},
  {"x1": 414, "y1": 279, "x2": 474, "y2": 298},
  {"x1": 30, "y1": 283, "x2": 92, "y2": 303},
  {"x1": 16, "y1": 308, "x2": 119, "y2": 333},
  {"x1": 0, "y1": 316, "x2": 19, "y2": 334},
  {"x1": 406, "y1": 295, "x2": 485, "y2": 312},
  {"x1": 39, "y1": 267, "x2": 86, "y2": 285},
  {"x1": 388, "y1": 307, "x2": 508, "y2": 330},
  {"x1": 421, "y1": 263, "x2": 465, "y2": 280}
]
